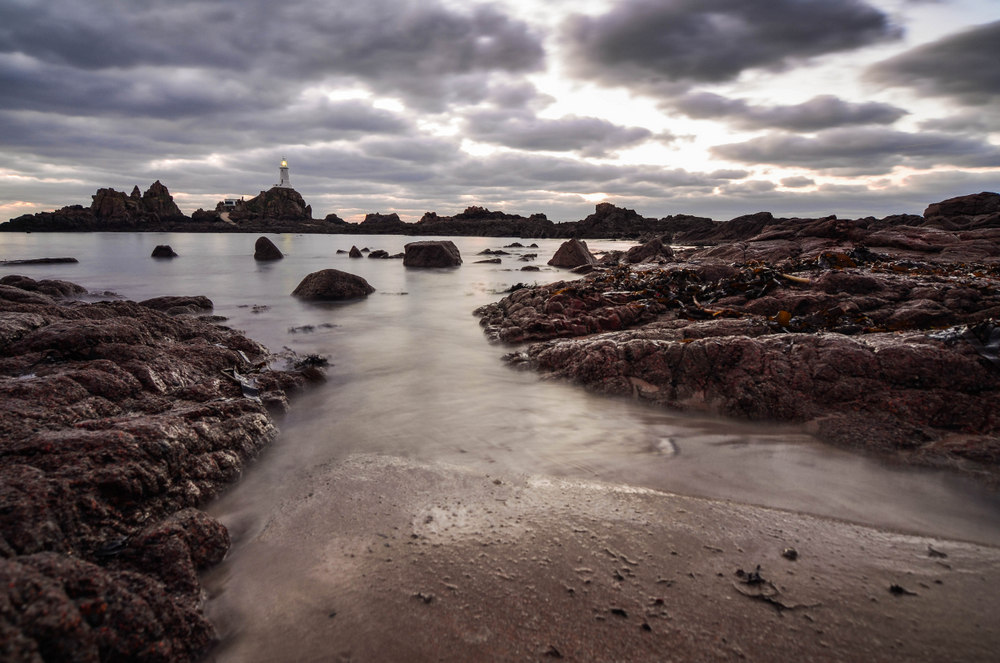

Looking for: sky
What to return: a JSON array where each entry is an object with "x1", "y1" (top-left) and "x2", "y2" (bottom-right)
[{"x1": 1, "y1": 0, "x2": 998, "y2": 223}]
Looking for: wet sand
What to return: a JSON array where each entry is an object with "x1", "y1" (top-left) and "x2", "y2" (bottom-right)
[{"x1": 204, "y1": 453, "x2": 1000, "y2": 662}]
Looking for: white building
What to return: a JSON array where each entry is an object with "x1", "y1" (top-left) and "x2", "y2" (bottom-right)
[{"x1": 276, "y1": 157, "x2": 291, "y2": 188}]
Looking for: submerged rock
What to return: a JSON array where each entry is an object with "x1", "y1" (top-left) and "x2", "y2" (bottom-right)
[
  {"x1": 403, "y1": 240, "x2": 463, "y2": 268},
  {"x1": 292, "y1": 269, "x2": 375, "y2": 300}
]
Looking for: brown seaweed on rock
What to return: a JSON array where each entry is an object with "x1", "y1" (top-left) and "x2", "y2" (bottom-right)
[
  {"x1": 477, "y1": 211, "x2": 1000, "y2": 482},
  {"x1": 0, "y1": 276, "x2": 315, "y2": 662}
]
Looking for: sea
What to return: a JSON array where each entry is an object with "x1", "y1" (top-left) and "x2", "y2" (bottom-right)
[{"x1": 3, "y1": 231, "x2": 999, "y2": 654}]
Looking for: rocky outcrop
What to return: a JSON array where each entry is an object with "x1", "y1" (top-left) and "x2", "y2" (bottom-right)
[
  {"x1": 348, "y1": 246, "x2": 363, "y2": 259},
  {"x1": 226, "y1": 187, "x2": 312, "y2": 223},
  {"x1": 403, "y1": 240, "x2": 463, "y2": 268},
  {"x1": 548, "y1": 239, "x2": 596, "y2": 268},
  {"x1": 291, "y1": 269, "x2": 375, "y2": 300},
  {"x1": 3, "y1": 182, "x2": 187, "y2": 232},
  {"x1": 0, "y1": 276, "x2": 312, "y2": 661},
  {"x1": 625, "y1": 237, "x2": 674, "y2": 264},
  {"x1": 478, "y1": 227, "x2": 1000, "y2": 482},
  {"x1": 254, "y1": 236, "x2": 283, "y2": 261}
]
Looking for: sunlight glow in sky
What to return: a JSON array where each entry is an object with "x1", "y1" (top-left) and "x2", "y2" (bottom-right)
[{"x1": 0, "y1": 0, "x2": 997, "y2": 223}]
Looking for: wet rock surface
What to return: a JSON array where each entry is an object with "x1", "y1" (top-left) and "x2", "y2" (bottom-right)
[
  {"x1": 0, "y1": 276, "x2": 310, "y2": 662},
  {"x1": 403, "y1": 240, "x2": 463, "y2": 268},
  {"x1": 291, "y1": 268, "x2": 375, "y2": 300},
  {"x1": 253, "y1": 236, "x2": 282, "y2": 261},
  {"x1": 477, "y1": 218, "x2": 1000, "y2": 481}
]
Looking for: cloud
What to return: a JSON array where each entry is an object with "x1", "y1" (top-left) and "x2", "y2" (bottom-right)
[
  {"x1": 462, "y1": 109, "x2": 654, "y2": 156},
  {"x1": 780, "y1": 176, "x2": 816, "y2": 188},
  {"x1": 670, "y1": 92, "x2": 907, "y2": 130},
  {"x1": 866, "y1": 20, "x2": 1000, "y2": 105},
  {"x1": 0, "y1": 0, "x2": 545, "y2": 112},
  {"x1": 711, "y1": 127, "x2": 1000, "y2": 174},
  {"x1": 562, "y1": 0, "x2": 900, "y2": 93}
]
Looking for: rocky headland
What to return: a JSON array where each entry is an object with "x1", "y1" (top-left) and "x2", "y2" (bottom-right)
[
  {"x1": 476, "y1": 192, "x2": 1000, "y2": 483},
  {"x1": 0, "y1": 276, "x2": 317, "y2": 661},
  {"x1": 6, "y1": 179, "x2": 997, "y2": 241}
]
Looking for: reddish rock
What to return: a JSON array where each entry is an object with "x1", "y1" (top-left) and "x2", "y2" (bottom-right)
[
  {"x1": 625, "y1": 237, "x2": 674, "y2": 264},
  {"x1": 0, "y1": 277, "x2": 315, "y2": 660},
  {"x1": 924, "y1": 192, "x2": 1000, "y2": 219},
  {"x1": 548, "y1": 239, "x2": 596, "y2": 268}
]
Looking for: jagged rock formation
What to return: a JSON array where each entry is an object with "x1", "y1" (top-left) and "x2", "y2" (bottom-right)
[
  {"x1": 3, "y1": 181, "x2": 186, "y2": 231},
  {"x1": 225, "y1": 187, "x2": 312, "y2": 223},
  {"x1": 548, "y1": 239, "x2": 597, "y2": 268}
]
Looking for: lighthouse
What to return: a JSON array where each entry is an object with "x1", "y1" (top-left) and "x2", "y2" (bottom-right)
[{"x1": 277, "y1": 157, "x2": 291, "y2": 188}]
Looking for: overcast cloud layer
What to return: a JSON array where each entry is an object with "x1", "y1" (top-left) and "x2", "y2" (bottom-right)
[{"x1": 0, "y1": 0, "x2": 997, "y2": 222}]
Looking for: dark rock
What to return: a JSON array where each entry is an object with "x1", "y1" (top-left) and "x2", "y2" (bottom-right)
[
  {"x1": 476, "y1": 258, "x2": 502, "y2": 264},
  {"x1": 191, "y1": 208, "x2": 222, "y2": 223},
  {"x1": 0, "y1": 277, "x2": 310, "y2": 660},
  {"x1": 227, "y1": 187, "x2": 312, "y2": 222},
  {"x1": 1, "y1": 257, "x2": 78, "y2": 265},
  {"x1": 151, "y1": 245, "x2": 178, "y2": 258},
  {"x1": 368, "y1": 249, "x2": 390, "y2": 259},
  {"x1": 254, "y1": 236, "x2": 283, "y2": 261},
  {"x1": 0, "y1": 275, "x2": 86, "y2": 298},
  {"x1": 139, "y1": 295, "x2": 214, "y2": 315},
  {"x1": 924, "y1": 192, "x2": 1000, "y2": 219},
  {"x1": 475, "y1": 241, "x2": 1000, "y2": 479},
  {"x1": 548, "y1": 239, "x2": 596, "y2": 268},
  {"x1": 349, "y1": 246, "x2": 363, "y2": 258},
  {"x1": 521, "y1": 265, "x2": 541, "y2": 271},
  {"x1": 403, "y1": 240, "x2": 463, "y2": 268},
  {"x1": 626, "y1": 238, "x2": 674, "y2": 264},
  {"x1": 291, "y1": 269, "x2": 375, "y2": 300}
]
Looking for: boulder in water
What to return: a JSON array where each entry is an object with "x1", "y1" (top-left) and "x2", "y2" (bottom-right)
[
  {"x1": 548, "y1": 239, "x2": 596, "y2": 268},
  {"x1": 349, "y1": 246, "x2": 363, "y2": 258},
  {"x1": 254, "y1": 236, "x2": 283, "y2": 261},
  {"x1": 291, "y1": 269, "x2": 375, "y2": 300},
  {"x1": 151, "y1": 245, "x2": 178, "y2": 258},
  {"x1": 403, "y1": 240, "x2": 463, "y2": 268}
]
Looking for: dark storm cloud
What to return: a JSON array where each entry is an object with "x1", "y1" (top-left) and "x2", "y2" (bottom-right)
[
  {"x1": 671, "y1": 93, "x2": 907, "y2": 130},
  {"x1": 463, "y1": 110, "x2": 654, "y2": 156},
  {"x1": 711, "y1": 127, "x2": 1000, "y2": 173},
  {"x1": 0, "y1": 0, "x2": 545, "y2": 113},
  {"x1": 866, "y1": 20, "x2": 1000, "y2": 105},
  {"x1": 562, "y1": 0, "x2": 900, "y2": 92}
]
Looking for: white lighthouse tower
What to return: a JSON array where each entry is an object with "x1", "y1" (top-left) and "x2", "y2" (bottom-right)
[{"x1": 277, "y1": 157, "x2": 291, "y2": 188}]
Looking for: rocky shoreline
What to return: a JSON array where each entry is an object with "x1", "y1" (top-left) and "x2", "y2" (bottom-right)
[
  {"x1": 476, "y1": 195, "x2": 1000, "y2": 484},
  {"x1": 0, "y1": 277, "x2": 317, "y2": 662}
]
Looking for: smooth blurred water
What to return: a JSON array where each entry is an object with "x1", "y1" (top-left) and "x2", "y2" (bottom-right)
[{"x1": 2, "y1": 231, "x2": 999, "y2": 545}]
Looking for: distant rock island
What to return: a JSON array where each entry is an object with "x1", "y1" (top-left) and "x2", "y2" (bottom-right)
[{"x1": 3, "y1": 180, "x2": 998, "y2": 241}]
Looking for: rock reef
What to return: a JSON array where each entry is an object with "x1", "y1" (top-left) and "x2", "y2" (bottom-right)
[
  {"x1": 0, "y1": 276, "x2": 312, "y2": 661},
  {"x1": 477, "y1": 196, "x2": 1000, "y2": 482}
]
